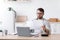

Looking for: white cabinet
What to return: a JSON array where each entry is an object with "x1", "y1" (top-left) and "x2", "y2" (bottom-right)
[{"x1": 50, "y1": 22, "x2": 60, "y2": 34}]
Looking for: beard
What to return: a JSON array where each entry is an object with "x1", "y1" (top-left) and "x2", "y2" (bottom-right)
[{"x1": 38, "y1": 17, "x2": 43, "y2": 19}]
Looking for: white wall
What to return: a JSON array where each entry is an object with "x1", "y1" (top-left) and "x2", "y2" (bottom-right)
[
  {"x1": 4, "y1": 0, "x2": 60, "y2": 20},
  {"x1": 0, "y1": 0, "x2": 60, "y2": 34}
]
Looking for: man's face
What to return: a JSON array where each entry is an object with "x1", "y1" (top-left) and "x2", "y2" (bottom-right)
[{"x1": 37, "y1": 10, "x2": 44, "y2": 19}]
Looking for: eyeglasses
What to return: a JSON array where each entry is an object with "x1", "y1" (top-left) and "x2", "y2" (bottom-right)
[{"x1": 37, "y1": 13, "x2": 44, "y2": 14}]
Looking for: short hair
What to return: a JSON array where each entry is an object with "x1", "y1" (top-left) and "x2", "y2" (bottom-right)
[{"x1": 37, "y1": 8, "x2": 44, "y2": 13}]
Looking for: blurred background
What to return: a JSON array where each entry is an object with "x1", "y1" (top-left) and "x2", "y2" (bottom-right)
[{"x1": 0, "y1": 0, "x2": 60, "y2": 35}]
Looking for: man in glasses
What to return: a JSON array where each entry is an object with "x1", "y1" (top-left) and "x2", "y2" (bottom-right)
[{"x1": 30, "y1": 8, "x2": 50, "y2": 36}]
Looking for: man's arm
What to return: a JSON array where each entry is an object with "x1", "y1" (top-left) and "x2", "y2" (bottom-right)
[{"x1": 42, "y1": 25, "x2": 50, "y2": 35}]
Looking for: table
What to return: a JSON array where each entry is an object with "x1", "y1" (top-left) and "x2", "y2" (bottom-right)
[{"x1": 0, "y1": 34, "x2": 60, "y2": 40}]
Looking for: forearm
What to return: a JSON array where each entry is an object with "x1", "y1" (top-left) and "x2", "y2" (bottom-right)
[
  {"x1": 42, "y1": 25, "x2": 50, "y2": 35},
  {"x1": 44, "y1": 29, "x2": 50, "y2": 34}
]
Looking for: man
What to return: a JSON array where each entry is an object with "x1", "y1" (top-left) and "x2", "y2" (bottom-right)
[{"x1": 30, "y1": 8, "x2": 50, "y2": 36}]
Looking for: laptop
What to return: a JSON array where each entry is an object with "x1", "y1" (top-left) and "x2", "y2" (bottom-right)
[{"x1": 17, "y1": 27, "x2": 32, "y2": 37}]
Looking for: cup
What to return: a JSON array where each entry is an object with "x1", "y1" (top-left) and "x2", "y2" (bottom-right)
[{"x1": 3, "y1": 30, "x2": 8, "y2": 36}]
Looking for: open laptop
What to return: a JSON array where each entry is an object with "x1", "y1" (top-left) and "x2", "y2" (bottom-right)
[{"x1": 17, "y1": 27, "x2": 32, "y2": 37}]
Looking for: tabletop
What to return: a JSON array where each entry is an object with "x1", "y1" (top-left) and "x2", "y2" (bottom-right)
[{"x1": 0, "y1": 34, "x2": 60, "y2": 40}]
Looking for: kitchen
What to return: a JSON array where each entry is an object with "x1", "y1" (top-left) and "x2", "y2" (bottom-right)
[{"x1": 0, "y1": 0, "x2": 60, "y2": 40}]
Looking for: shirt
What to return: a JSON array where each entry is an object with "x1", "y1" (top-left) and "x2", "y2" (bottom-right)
[{"x1": 28, "y1": 18, "x2": 50, "y2": 35}]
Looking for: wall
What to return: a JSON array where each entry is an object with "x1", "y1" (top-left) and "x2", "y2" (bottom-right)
[{"x1": 4, "y1": 0, "x2": 60, "y2": 20}]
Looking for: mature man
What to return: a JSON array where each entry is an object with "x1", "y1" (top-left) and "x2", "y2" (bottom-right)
[{"x1": 30, "y1": 8, "x2": 50, "y2": 36}]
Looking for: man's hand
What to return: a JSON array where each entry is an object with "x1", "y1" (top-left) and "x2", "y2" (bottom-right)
[
  {"x1": 42, "y1": 25, "x2": 46, "y2": 31},
  {"x1": 42, "y1": 25, "x2": 50, "y2": 34}
]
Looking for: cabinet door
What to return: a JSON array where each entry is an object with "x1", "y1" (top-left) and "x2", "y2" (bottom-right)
[
  {"x1": 56, "y1": 23, "x2": 60, "y2": 34},
  {"x1": 51, "y1": 23, "x2": 60, "y2": 34},
  {"x1": 50, "y1": 23, "x2": 57, "y2": 34}
]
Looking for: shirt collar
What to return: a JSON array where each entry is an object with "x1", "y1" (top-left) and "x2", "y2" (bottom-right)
[{"x1": 36, "y1": 18, "x2": 44, "y2": 20}]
